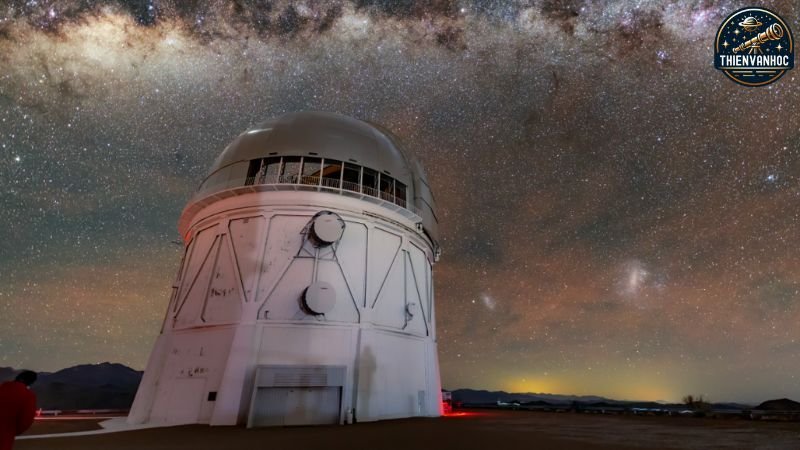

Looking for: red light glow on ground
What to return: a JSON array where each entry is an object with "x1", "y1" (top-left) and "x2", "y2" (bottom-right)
[{"x1": 442, "y1": 410, "x2": 489, "y2": 418}]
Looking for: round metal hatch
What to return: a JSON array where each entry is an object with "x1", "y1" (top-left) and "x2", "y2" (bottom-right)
[
  {"x1": 310, "y1": 211, "x2": 345, "y2": 245},
  {"x1": 303, "y1": 281, "x2": 336, "y2": 315}
]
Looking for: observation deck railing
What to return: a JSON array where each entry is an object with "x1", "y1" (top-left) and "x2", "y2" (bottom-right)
[{"x1": 198, "y1": 174, "x2": 421, "y2": 217}]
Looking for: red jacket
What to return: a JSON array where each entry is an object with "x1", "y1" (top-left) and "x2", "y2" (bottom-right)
[{"x1": 0, "y1": 381, "x2": 37, "y2": 450}]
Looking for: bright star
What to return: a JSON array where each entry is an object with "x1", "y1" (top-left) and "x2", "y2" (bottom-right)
[{"x1": 13, "y1": 155, "x2": 20, "y2": 162}]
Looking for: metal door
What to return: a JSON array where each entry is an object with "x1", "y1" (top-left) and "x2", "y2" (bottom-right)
[{"x1": 250, "y1": 386, "x2": 341, "y2": 427}]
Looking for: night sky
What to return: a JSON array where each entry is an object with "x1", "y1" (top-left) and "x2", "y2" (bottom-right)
[{"x1": 2, "y1": 0, "x2": 800, "y2": 404}]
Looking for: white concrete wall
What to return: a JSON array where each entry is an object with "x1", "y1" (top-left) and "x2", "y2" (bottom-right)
[
  {"x1": 356, "y1": 329, "x2": 437, "y2": 420},
  {"x1": 129, "y1": 191, "x2": 441, "y2": 426},
  {"x1": 139, "y1": 327, "x2": 236, "y2": 424}
]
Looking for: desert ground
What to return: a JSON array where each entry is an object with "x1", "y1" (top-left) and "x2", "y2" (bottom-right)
[{"x1": 17, "y1": 409, "x2": 800, "y2": 450}]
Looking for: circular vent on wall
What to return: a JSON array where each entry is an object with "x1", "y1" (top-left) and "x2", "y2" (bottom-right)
[
  {"x1": 310, "y1": 211, "x2": 345, "y2": 246},
  {"x1": 303, "y1": 281, "x2": 336, "y2": 315}
]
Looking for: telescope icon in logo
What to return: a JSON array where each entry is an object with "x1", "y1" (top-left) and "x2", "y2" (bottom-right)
[{"x1": 733, "y1": 23, "x2": 784, "y2": 55}]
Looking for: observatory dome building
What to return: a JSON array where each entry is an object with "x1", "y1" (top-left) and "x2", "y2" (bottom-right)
[{"x1": 128, "y1": 111, "x2": 442, "y2": 427}]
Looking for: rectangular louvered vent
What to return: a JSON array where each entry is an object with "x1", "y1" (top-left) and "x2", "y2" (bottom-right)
[
  {"x1": 273, "y1": 368, "x2": 328, "y2": 387},
  {"x1": 254, "y1": 365, "x2": 346, "y2": 389}
]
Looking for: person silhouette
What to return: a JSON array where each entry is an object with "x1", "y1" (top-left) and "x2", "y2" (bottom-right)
[{"x1": 0, "y1": 371, "x2": 38, "y2": 450}]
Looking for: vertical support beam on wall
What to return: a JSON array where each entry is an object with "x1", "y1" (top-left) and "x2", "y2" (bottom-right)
[
  {"x1": 350, "y1": 326, "x2": 362, "y2": 424},
  {"x1": 209, "y1": 323, "x2": 258, "y2": 425},
  {"x1": 425, "y1": 339, "x2": 443, "y2": 416},
  {"x1": 127, "y1": 334, "x2": 171, "y2": 424}
]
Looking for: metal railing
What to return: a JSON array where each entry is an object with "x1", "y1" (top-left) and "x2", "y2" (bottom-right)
[{"x1": 239, "y1": 174, "x2": 412, "y2": 213}]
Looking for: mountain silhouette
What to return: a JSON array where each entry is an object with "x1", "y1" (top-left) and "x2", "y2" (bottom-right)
[
  {"x1": 755, "y1": 398, "x2": 800, "y2": 411},
  {"x1": 0, "y1": 363, "x2": 142, "y2": 410}
]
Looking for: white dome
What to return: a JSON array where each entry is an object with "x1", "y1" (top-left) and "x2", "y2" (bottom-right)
[{"x1": 192, "y1": 111, "x2": 439, "y2": 245}]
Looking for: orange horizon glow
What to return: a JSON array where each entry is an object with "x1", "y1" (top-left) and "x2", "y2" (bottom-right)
[{"x1": 485, "y1": 369, "x2": 686, "y2": 403}]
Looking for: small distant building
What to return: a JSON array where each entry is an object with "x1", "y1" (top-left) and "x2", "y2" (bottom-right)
[
  {"x1": 441, "y1": 390, "x2": 452, "y2": 414},
  {"x1": 128, "y1": 112, "x2": 442, "y2": 427}
]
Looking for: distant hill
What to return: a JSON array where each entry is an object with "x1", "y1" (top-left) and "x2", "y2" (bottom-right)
[
  {"x1": 755, "y1": 398, "x2": 800, "y2": 411},
  {"x1": 450, "y1": 389, "x2": 755, "y2": 410},
  {"x1": 450, "y1": 389, "x2": 613, "y2": 405},
  {"x1": 0, "y1": 363, "x2": 142, "y2": 410},
  {"x1": 713, "y1": 402, "x2": 754, "y2": 411},
  {"x1": 0, "y1": 367, "x2": 20, "y2": 382}
]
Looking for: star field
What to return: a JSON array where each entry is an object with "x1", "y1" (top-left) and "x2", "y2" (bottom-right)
[{"x1": 1, "y1": 0, "x2": 800, "y2": 404}]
